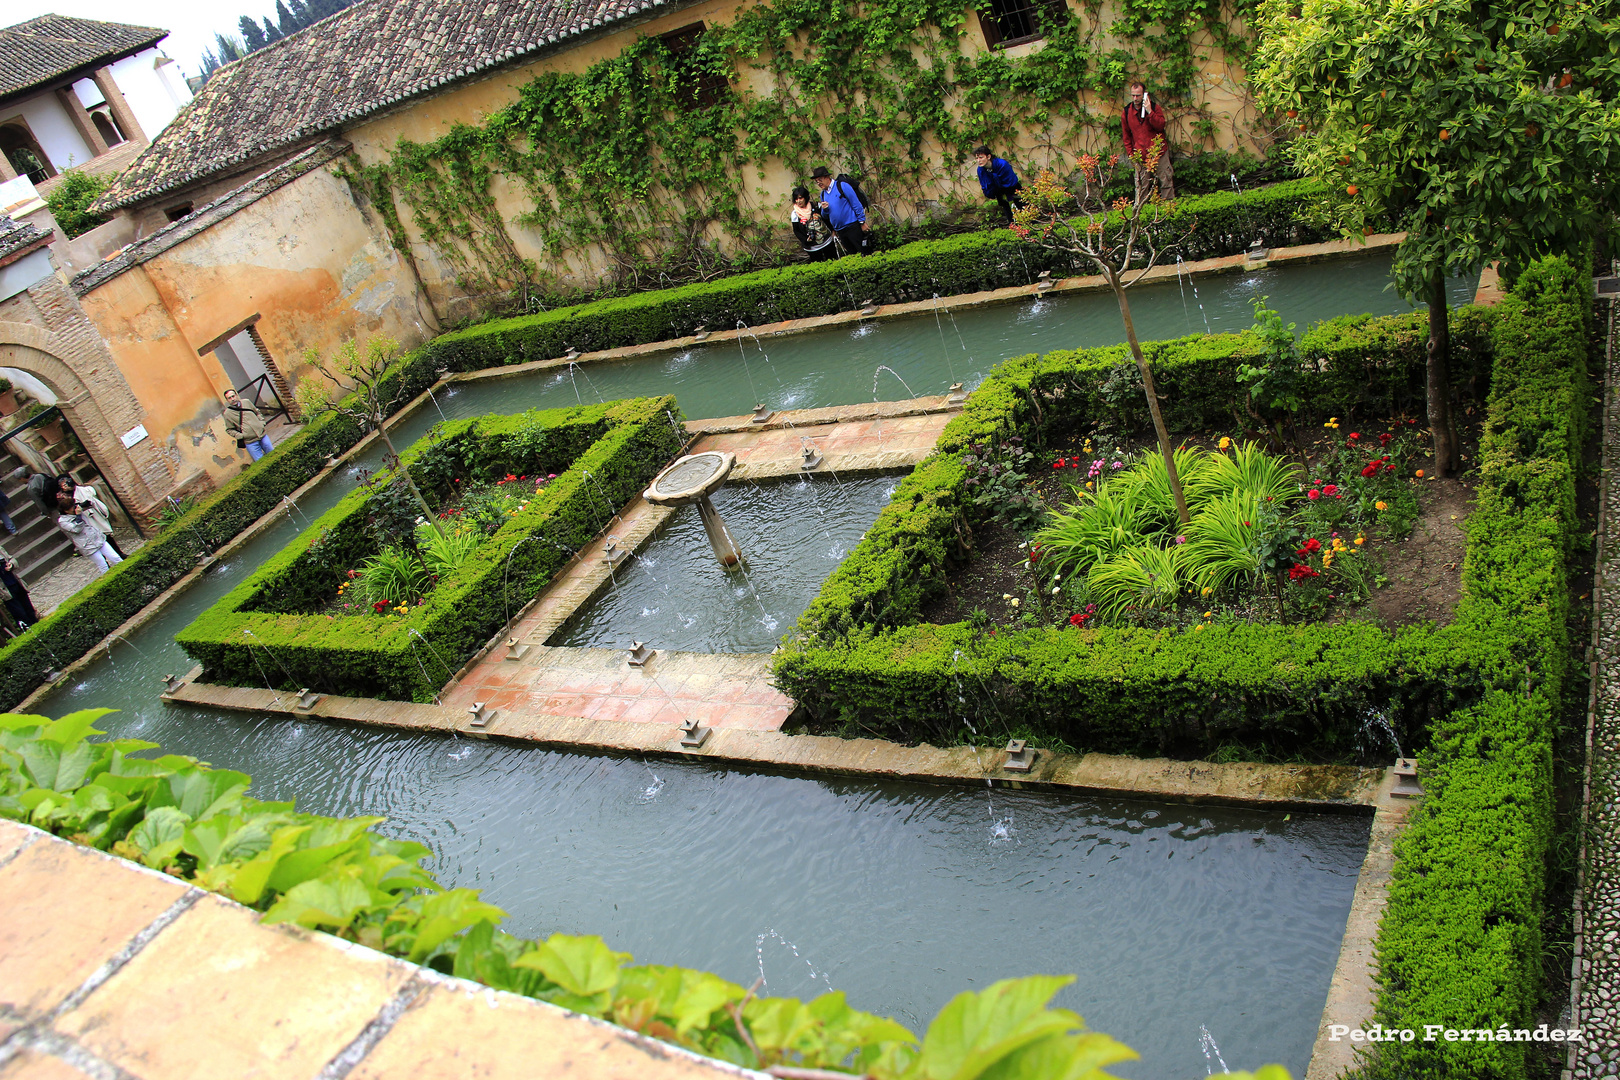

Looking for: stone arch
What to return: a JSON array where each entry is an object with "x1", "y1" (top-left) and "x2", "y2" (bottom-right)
[{"x1": 0, "y1": 321, "x2": 171, "y2": 515}]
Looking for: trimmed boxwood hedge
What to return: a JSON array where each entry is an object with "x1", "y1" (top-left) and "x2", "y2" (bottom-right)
[
  {"x1": 772, "y1": 305, "x2": 1499, "y2": 755},
  {"x1": 420, "y1": 180, "x2": 1353, "y2": 370},
  {"x1": 0, "y1": 178, "x2": 1350, "y2": 713},
  {"x1": 174, "y1": 398, "x2": 683, "y2": 702},
  {"x1": 1363, "y1": 255, "x2": 1590, "y2": 1080}
]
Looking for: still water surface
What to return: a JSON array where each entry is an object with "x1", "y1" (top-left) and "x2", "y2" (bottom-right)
[{"x1": 32, "y1": 253, "x2": 1447, "y2": 1076}]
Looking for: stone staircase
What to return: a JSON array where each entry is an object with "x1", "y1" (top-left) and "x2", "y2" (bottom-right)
[{"x1": 0, "y1": 443, "x2": 99, "y2": 586}]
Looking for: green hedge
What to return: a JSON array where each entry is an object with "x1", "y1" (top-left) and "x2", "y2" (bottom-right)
[
  {"x1": 175, "y1": 398, "x2": 683, "y2": 701},
  {"x1": 773, "y1": 305, "x2": 1499, "y2": 754},
  {"x1": 422, "y1": 180, "x2": 1349, "y2": 370},
  {"x1": 0, "y1": 177, "x2": 1355, "y2": 713},
  {"x1": 1365, "y1": 255, "x2": 1590, "y2": 1080}
]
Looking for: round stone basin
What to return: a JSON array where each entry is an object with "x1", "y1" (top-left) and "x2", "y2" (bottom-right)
[{"x1": 645, "y1": 451, "x2": 735, "y2": 506}]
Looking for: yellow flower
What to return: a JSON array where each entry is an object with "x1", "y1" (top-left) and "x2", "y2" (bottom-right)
[
  {"x1": 1324, "y1": 417, "x2": 1339, "y2": 429},
  {"x1": 1375, "y1": 500, "x2": 1388, "y2": 511},
  {"x1": 1085, "y1": 481, "x2": 1094, "y2": 490},
  {"x1": 1354, "y1": 535, "x2": 1366, "y2": 546},
  {"x1": 1332, "y1": 538, "x2": 1347, "y2": 552},
  {"x1": 1202, "y1": 611, "x2": 1213, "y2": 618},
  {"x1": 1200, "y1": 586, "x2": 1212, "y2": 596},
  {"x1": 1323, "y1": 551, "x2": 1335, "y2": 567},
  {"x1": 1218, "y1": 436, "x2": 1231, "y2": 450},
  {"x1": 1194, "y1": 624, "x2": 1204, "y2": 632}
]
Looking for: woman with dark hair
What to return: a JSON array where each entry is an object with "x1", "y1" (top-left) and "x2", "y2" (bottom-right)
[
  {"x1": 0, "y1": 546, "x2": 39, "y2": 629},
  {"x1": 56, "y1": 475, "x2": 123, "y2": 557},
  {"x1": 789, "y1": 186, "x2": 837, "y2": 261}
]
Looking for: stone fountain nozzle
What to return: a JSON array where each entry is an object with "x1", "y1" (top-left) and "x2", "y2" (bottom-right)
[
  {"x1": 627, "y1": 641, "x2": 655, "y2": 667},
  {"x1": 1246, "y1": 238, "x2": 1268, "y2": 263},
  {"x1": 468, "y1": 702, "x2": 496, "y2": 728},
  {"x1": 563, "y1": 347, "x2": 581, "y2": 361},
  {"x1": 602, "y1": 535, "x2": 630, "y2": 568},
  {"x1": 678, "y1": 717, "x2": 711, "y2": 749},
  {"x1": 504, "y1": 636, "x2": 531, "y2": 662},
  {"x1": 1391, "y1": 757, "x2": 1423, "y2": 798},
  {"x1": 294, "y1": 688, "x2": 323, "y2": 711},
  {"x1": 859, "y1": 299, "x2": 879, "y2": 316},
  {"x1": 750, "y1": 403, "x2": 774, "y2": 424},
  {"x1": 692, "y1": 325, "x2": 710, "y2": 342},
  {"x1": 947, "y1": 382, "x2": 968, "y2": 405},
  {"x1": 162, "y1": 672, "x2": 185, "y2": 693},
  {"x1": 1035, "y1": 270, "x2": 1055, "y2": 292},
  {"x1": 800, "y1": 444, "x2": 823, "y2": 471},
  {"x1": 1003, "y1": 738, "x2": 1036, "y2": 773}
]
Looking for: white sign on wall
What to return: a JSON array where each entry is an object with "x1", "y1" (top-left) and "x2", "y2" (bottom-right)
[{"x1": 120, "y1": 423, "x2": 149, "y2": 449}]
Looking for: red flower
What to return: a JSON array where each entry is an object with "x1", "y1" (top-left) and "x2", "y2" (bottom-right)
[
  {"x1": 1323, "y1": 484, "x2": 1339, "y2": 498},
  {"x1": 1348, "y1": 432, "x2": 1360, "y2": 440},
  {"x1": 372, "y1": 600, "x2": 388, "y2": 613},
  {"x1": 1288, "y1": 563, "x2": 1322, "y2": 581},
  {"x1": 1308, "y1": 488, "x2": 1321, "y2": 500},
  {"x1": 1360, "y1": 461, "x2": 1380, "y2": 477},
  {"x1": 1052, "y1": 460, "x2": 1063, "y2": 469},
  {"x1": 1384, "y1": 463, "x2": 1395, "y2": 473},
  {"x1": 1379, "y1": 433, "x2": 1393, "y2": 446},
  {"x1": 1298, "y1": 537, "x2": 1322, "y2": 555}
]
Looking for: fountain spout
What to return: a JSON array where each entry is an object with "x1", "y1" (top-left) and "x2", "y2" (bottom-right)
[{"x1": 643, "y1": 451, "x2": 744, "y2": 570}]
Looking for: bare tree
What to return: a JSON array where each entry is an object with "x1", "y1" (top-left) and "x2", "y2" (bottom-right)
[
  {"x1": 296, "y1": 336, "x2": 444, "y2": 536},
  {"x1": 1012, "y1": 147, "x2": 1193, "y2": 525}
]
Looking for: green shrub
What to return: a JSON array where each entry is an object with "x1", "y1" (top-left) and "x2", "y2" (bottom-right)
[
  {"x1": 43, "y1": 168, "x2": 114, "y2": 239},
  {"x1": 1365, "y1": 254, "x2": 1590, "y2": 1080},
  {"x1": 176, "y1": 398, "x2": 684, "y2": 702},
  {"x1": 357, "y1": 547, "x2": 430, "y2": 607}
]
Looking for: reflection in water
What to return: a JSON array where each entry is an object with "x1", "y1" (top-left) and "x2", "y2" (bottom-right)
[{"x1": 24, "y1": 253, "x2": 1430, "y2": 1078}]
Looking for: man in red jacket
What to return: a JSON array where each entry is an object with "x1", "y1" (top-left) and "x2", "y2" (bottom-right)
[{"x1": 1122, "y1": 82, "x2": 1175, "y2": 200}]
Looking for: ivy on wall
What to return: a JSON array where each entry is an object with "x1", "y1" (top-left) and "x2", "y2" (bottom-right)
[{"x1": 341, "y1": 0, "x2": 1262, "y2": 299}]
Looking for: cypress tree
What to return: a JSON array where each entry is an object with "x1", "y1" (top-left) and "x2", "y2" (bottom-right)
[{"x1": 238, "y1": 15, "x2": 268, "y2": 51}]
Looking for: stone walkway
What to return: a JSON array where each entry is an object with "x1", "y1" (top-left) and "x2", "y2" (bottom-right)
[
  {"x1": 0, "y1": 819, "x2": 751, "y2": 1080},
  {"x1": 1573, "y1": 288, "x2": 1620, "y2": 1079},
  {"x1": 28, "y1": 529, "x2": 145, "y2": 619}
]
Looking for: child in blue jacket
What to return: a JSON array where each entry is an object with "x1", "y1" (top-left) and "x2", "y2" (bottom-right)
[{"x1": 975, "y1": 146, "x2": 1025, "y2": 225}]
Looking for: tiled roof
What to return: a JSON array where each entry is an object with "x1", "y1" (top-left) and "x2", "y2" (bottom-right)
[
  {"x1": 94, "y1": 0, "x2": 677, "y2": 213},
  {"x1": 0, "y1": 15, "x2": 167, "y2": 101},
  {"x1": 0, "y1": 215, "x2": 50, "y2": 265}
]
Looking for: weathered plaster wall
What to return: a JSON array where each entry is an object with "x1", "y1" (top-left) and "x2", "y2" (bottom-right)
[
  {"x1": 0, "y1": 254, "x2": 176, "y2": 513},
  {"x1": 78, "y1": 164, "x2": 424, "y2": 485},
  {"x1": 340, "y1": 0, "x2": 1260, "y2": 297}
]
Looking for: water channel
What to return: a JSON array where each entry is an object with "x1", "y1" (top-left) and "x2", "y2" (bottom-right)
[{"x1": 27, "y1": 252, "x2": 1470, "y2": 1077}]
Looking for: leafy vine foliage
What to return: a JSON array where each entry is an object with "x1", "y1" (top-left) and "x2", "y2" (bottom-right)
[{"x1": 343, "y1": 0, "x2": 1260, "y2": 297}]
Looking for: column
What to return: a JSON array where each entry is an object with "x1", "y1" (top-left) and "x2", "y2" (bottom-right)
[
  {"x1": 54, "y1": 87, "x2": 109, "y2": 159},
  {"x1": 90, "y1": 67, "x2": 146, "y2": 146}
]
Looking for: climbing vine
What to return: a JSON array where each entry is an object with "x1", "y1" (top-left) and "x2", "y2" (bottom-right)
[{"x1": 341, "y1": 0, "x2": 1262, "y2": 300}]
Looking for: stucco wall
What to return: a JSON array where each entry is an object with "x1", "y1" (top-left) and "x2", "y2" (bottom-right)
[
  {"x1": 103, "y1": 49, "x2": 193, "y2": 140},
  {"x1": 1, "y1": 96, "x2": 94, "y2": 176},
  {"x1": 77, "y1": 164, "x2": 424, "y2": 485},
  {"x1": 339, "y1": 0, "x2": 1261, "y2": 298}
]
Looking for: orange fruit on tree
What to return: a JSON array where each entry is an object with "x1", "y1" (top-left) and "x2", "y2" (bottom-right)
[
  {"x1": 1287, "y1": 108, "x2": 1298, "y2": 118},
  {"x1": 1346, "y1": 184, "x2": 1359, "y2": 195},
  {"x1": 1439, "y1": 129, "x2": 1450, "y2": 140},
  {"x1": 1559, "y1": 72, "x2": 1574, "y2": 87}
]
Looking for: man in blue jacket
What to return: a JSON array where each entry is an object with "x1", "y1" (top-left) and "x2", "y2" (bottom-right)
[
  {"x1": 811, "y1": 166, "x2": 870, "y2": 256},
  {"x1": 975, "y1": 146, "x2": 1024, "y2": 225}
]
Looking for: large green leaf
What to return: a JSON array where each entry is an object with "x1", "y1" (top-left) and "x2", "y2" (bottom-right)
[
  {"x1": 129, "y1": 805, "x2": 191, "y2": 868},
  {"x1": 181, "y1": 814, "x2": 274, "y2": 870},
  {"x1": 514, "y1": 932, "x2": 632, "y2": 997},
  {"x1": 167, "y1": 768, "x2": 252, "y2": 820},
  {"x1": 261, "y1": 867, "x2": 377, "y2": 928},
  {"x1": 973, "y1": 1030, "x2": 1137, "y2": 1080},
  {"x1": 39, "y1": 709, "x2": 116, "y2": 746},
  {"x1": 912, "y1": 976, "x2": 1081, "y2": 1080},
  {"x1": 404, "y1": 888, "x2": 506, "y2": 962},
  {"x1": 228, "y1": 824, "x2": 313, "y2": 905}
]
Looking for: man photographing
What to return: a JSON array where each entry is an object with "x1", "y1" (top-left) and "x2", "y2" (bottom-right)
[{"x1": 1121, "y1": 82, "x2": 1175, "y2": 200}]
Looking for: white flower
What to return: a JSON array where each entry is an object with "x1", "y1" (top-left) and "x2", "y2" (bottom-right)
[
  {"x1": 1051, "y1": 586, "x2": 1061, "y2": 594},
  {"x1": 1010, "y1": 598, "x2": 1020, "y2": 607},
  {"x1": 1002, "y1": 593, "x2": 1013, "y2": 600}
]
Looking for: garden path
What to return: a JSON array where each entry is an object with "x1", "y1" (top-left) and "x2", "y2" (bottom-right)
[{"x1": 1572, "y1": 288, "x2": 1619, "y2": 1079}]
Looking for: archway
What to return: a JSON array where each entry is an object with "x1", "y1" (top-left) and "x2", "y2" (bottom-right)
[
  {"x1": 0, "y1": 124, "x2": 53, "y2": 184},
  {"x1": 0, "y1": 323, "x2": 174, "y2": 517}
]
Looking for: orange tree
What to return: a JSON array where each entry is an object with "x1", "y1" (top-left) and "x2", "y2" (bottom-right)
[
  {"x1": 1011, "y1": 149, "x2": 1194, "y2": 525},
  {"x1": 1252, "y1": 0, "x2": 1620, "y2": 475}
]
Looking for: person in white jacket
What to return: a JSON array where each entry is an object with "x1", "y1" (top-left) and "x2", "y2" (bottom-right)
[
  {"x1": 55, "y1": 476, "x2": 124, "y2": 557},
  {"x1": 56, "y1": 493, "x2": 123, "y2": 575}
]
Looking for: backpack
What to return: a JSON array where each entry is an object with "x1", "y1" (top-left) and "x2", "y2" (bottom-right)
[{"x1": 835, "y1": 174, "x2": 869, "y2": 210}]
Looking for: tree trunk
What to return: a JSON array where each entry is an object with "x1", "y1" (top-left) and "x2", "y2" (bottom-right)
[
  {"x1": 1426, "y1": 270, "x2": 1458, "y2": 476},
  {"x1": 1115, "y1": 284, "x2": 1191, "y2": 526},
  {"x1": 376, "y1": 420, "x2": 445, "y2": 538}
]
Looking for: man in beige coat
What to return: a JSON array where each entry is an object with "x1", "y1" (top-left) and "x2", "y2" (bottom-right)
[{"x1": 223, "y1": 389, "x2": 273, "y2": 462}]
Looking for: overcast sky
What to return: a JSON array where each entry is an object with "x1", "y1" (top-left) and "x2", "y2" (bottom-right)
[{"x1": 9, "y1": 0, "x2": 286, "y2": 80}]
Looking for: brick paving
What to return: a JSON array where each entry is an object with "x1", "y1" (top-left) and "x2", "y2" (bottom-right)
[{"x1": 0, "y1": 819, "x2": 750, "y2": 1080}]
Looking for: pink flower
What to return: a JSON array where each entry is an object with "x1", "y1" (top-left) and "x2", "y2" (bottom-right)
[
  {"x1": 1308, "y1": 488, "x2": 1321, "y2": 500},
  {"x1": 1323, "y1": 484, "x2": 1339, "y2": 498}
]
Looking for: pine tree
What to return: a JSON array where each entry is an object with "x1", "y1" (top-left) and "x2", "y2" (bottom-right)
[
  {"x1": 275, "y1": 0, "x2": 301, "y2": 35},
  {"x1": 239, "y1": 15, "x2": 267, "y2": 51},
  {"x1": 213, "y1": 32, "x2": 246, "y2": 62},
  {"x1": 289, "y1": 0, "x2": 317, "y2": 29},
  {"x1": 261, "y1": 16, "x2": 282, "y2": 42}
]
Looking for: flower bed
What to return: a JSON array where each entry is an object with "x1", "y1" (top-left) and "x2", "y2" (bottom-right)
[
  {"x1": 176, "y1": 398, "x2": 683, "y2": 701},
  {"x1": 773, "y1": 304, "x2": 1499, "y2": 756}
]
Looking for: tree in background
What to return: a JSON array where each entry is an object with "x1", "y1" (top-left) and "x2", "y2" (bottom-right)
[
  {"x1": 198, "y1": 0, "x2": 358, "y2": 82},
  {"x1": 1253, "y1": 0, "x2": 1620, "y2": 476},
  {"x1": 238, "y1": 16, "x2": 267, "y2": 51},
  {"x1": 1013, "y1": 149, "x2": 1195, "y2": 525},
  {"x1": 43, "y1": 169, "x2": 114, "y2": 239}
]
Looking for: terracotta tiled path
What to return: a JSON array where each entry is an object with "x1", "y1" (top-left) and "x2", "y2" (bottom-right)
[
  {"x1": 439, "y1": 403, "x2": 957, "y2": 733},
  {"x1": 0, "y1": 820, "x2": 749, "y2": 1080}
]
